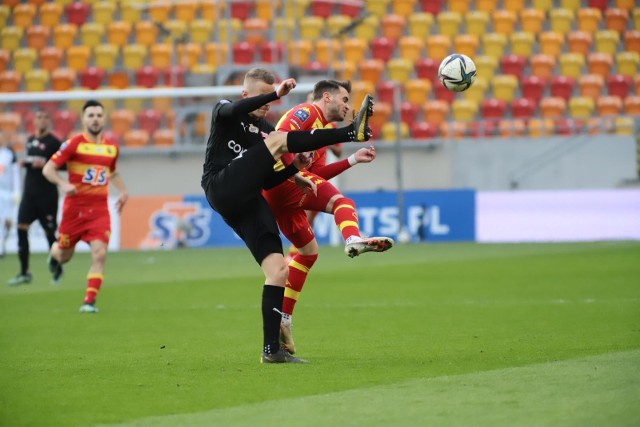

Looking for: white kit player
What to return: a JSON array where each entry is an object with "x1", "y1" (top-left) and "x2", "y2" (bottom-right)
[{"x1": 0, "y1": 134, "x2": 22, "y2": 257}]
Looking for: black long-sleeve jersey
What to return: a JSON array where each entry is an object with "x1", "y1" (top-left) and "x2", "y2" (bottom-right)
[
  {"x1": 23, "y1": 132, "x2": 62, "y2": 196},
  {"x1": 201, "y1": 91, "x2": 298, "y2": 190}
]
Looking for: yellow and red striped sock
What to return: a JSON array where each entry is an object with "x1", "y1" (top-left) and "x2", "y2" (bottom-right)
[
  {"x1": 332, "y1": 197, "x2": 361, "y2": 241},
  {"x1": 83, "y1": 273, "x2": 103, "y2": 305},
  {"x1": 282, "y1": 253, "x2": 318, "y2": 316}
]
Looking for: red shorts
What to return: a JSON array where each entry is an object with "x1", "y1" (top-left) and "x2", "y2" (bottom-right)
[{"x1": 58, "y1": 204, "x2": 111, "y2": 249}]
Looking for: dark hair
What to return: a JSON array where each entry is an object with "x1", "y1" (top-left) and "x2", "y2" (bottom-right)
[
  {"x1": 82, "y1": 100, "x2": 104, "y2": 113},
  {"x1": 312, "y1": 80, "x2": 352, "y2": 101}
]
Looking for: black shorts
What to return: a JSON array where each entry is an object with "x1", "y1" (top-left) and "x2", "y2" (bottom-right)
[
  {"x1": 204, "y1": 143, "x2": 282, "y2": 264},
  {"x1": 17, "y1": 191, "x2": 59, "y2": 233}
]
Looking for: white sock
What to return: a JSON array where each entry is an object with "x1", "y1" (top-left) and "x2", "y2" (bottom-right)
[{"x1": 345, "y1": 235, "x2": 362, "y2": 244}]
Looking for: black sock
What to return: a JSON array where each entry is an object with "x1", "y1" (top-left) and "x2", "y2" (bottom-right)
[
  {"x1": 262, "y1": 284, "x2": 285, "y2": 355},
  {"x1": 286, "y1": 124, "x2": 355, "y2": 153},
  {"x1": 45, "y1": 229, "x2": 56, "y2": 248},
  {"x1": 17, "y1": 229, "x2": 29, "y2": 275}
]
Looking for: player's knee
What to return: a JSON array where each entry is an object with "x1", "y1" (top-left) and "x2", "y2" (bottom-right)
[{"x1": 93, "y1": 246, "x2": 107, "y2": 263}]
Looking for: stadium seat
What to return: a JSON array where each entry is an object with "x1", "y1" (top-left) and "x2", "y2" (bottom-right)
[
  {"x1": 463, "y1": 78, "x2": 488, "y2": 104},
  {"x1": 0, "y1": 50, "x2": 8, "y2": 72},
  {"x1": 92, "y1": 1, "x2": 115, "y2": 26},
  {"x1": 107, "y1": 22, "x2": 132, "y2": 47},
  {"x1": 482, "y1": 33, "x2": 507, "y2": 59},
  {"x1": 2, "y1": 27, "x2": 23, "y2": 51},
  {"x1": 577, "y1": 8, "x2": 602, "y2": 33},
  {"x1": 616, "y1": 0, "x2": 635, "y2": 10},
  {"x1": 287, "y1": 40, "x2": 312, "y2": 67},
  {"x1": 325, "y1": 15, "x2": 350, "y2": 38},
  {"x1": 0, "y1": 5, "x2": 8, "y2": 29},
  {"x1": 310, "y1": 0, "x2": 333, "y2": 18},
  {"x1": 0, "y1": 112, "x2": 21, "y2": 133},
  {"x1": 136, "y1": 109, "x2": 163, "y2": 135},
  {"x1": 440, "y1": 121, "x2": 467, "y2": 139},
  {"x1": 39, "y1": 47, "x2": 63, "y2": 73},
  {"x1": 355, "y1": 16, "x2": 380, "y2": 41},
  {"x1": 404, "y1": 79, "x2": 432, "y2": 106},
  {"x1": 594, "y1": 30, "x2": 620, "y2": 55},
  {"x1": 370, "y1": 37, "x2": 396, "y2": 62},
  {"x1": 387, "y1": 59, "x2": 413, "y2": 83},
  {"x1": 66, "y1": 46, "x2": 91, "y2": 72},
  {"x1": 217, "y1": 18, "x2": 243, "y2": 44},
  {"x1": 549, "y1": 9, "x2": 574, "y2": 34},
  {"x1": 624, "y1": 30, "x2": 640, "y2": 54},
  {"x1": 0, "y1": 70, "x2": 20, "y2": 92},
  {"x1": 146, "y1": 1, "x2": 171, "y2": 23},
  {"x1": 106, "y1": 71, "x2": 128, "y2": 89},
  {"x1": 587, "y1": 0, "x2": 607, "y2": 12},
  {"x1": 511, "y1": 32, "x2": 535, "y2": 57},
  {"x1": 559, "y1": 53, "x2": 585, "y2": 79},
  {"x1": 465, "y1": 11, "x2": 490, "y2": 36},
  {"x1": 607, "y1": 75, "x2": 632, "y2": 99},
  {"x1": 504, "y1": 0, "x2": 525, "y2": 13},
  {"x1": 78, "y1": 66, "x2": 104, "y2": 90},
  {"x1": 257, "y1": 41, "x2": 281, "y2": 63},
  {"x1": 12, "y1": 4, "x2": 37, "y2": 28},
  {"x1": 415, "y1": 57, "x2": 439, "y2": 81},
  {"x1": 52, "y1": 110, "x2": 77, "y2": 139},
  {"x1": 359, "y1": 59, "x2": 385, "y2": 83},
  {"x1": 634, "y1": 9, "x2": 640, "y2": 30},
  {"x1": 596, "y1": 96, "x2": 623, "y2": 116},
  {"x1": 53, "y1": 24, "x2": 77, "y2": 49},
  {"x1": 492, "y1": 75, "x2": 518, "y2": 102},
  {"x1": 299, "y1": 16, "x2": 324, "y2": 41},
  {"x1": 520, "y1": 9, "x2": 545, "y2": 34},
  {"x1": 366, "y1": 0, "x2": 390, "y2": 18},
  {"x1": 122, "y1": 44, "x2": 147, "y2": 70},
  {"x1": 343, "y1": 38, "x2": 368, "y2": 64},
  {"x1": 474, "y1": 55, "x2": 499, "y2": 81},
  {"x1": 367, "y1": 101, "x2": 392, "y2": 133},
  {"x1": 399, "y1": 101, "x2": 419, "y2": 124},
  {"x1": 94, "y1": 44, "x2": 119, "y2": 70},
  {"x1": 569, "y1": 96, "x2": 595, "y2": 118},
  {"x1": 423, "y1": 100, "x2": 450, "y2": 126},
  {"x1": 437, "y1": 12, "x2": 462, "y2": 38},
  {"x1": 568, "y1": 31, "x2": 593, "y2": 56},
  {"x1": 314, "y1": 39, "x2": 340, "y2": 65},
  {"x1": 497, "y1": 119, "x2": 527, "y2": 137},
  {"x1": 14, "y1": 49, "x2": 37, "y2": 73},
  {"x1": 161, "y1": 66, "x2": 185, "y2": 87},
  {"x1": 527, "y1": 118, "x2": 555, "y2": 137},
  {"x1": 134, "y1": 22, "x2": 158, "y2": 47},
  {"x1": 51, "y1": 68, "x2": 76, "y2": 91},
  {"x1": 578, "y1": 74, "x2": 604, "y2": 99},
  {"x1": 540, "y1": 32, "x2": 565, "y2": 58},
  {"x1": 624, "y1": 96, "x2": 640, "y2": 115},
  {"x1": 135, "y1": 66, "x2": 159, "y2": 88},
  {"x1": 476, "y1": 0, "x2": 498, "y2": 13},
  {"x1": 480, "y1": 98, "x2": 506, "y2": 119},
  {"x1": 614, "y1": 117, "x2": 633, "y2": 135},
  {"x1": 175, "y1": 0, "x2": 199, "y2": 22},
  {"x1": 530, "y1": 54, "x2": 556, "y2": 81},
  {"x1": 338, "y1": 2, "x2": 361, "y2": 17},
  {"x1": 550, "y1": 75, "x2": 576, "y2": 100},
  {"x1": 110, "y1": 109, "x2": 135, "y2": 137},
  {"x1": 381, "y1": 14, "x2": 406, "y2": 41},
  {"x1": 434, "y1": 82, "x2": 457, "y2": 104},
  {"x1": 410, "y1": 121, "x2": 439, "y2": 138},
  {"x1": 205, "y1": 43, "x2": 229, "y2": 67},
  {"x1": 426, "y1": 35, "x2": 451, "y2": 61},
  {"x1": 80, "y1": 23, "x2": 105, "y2": 48},
  {"x1": 500, "y1": 54, "x2": 527, "y2": 80},
  {"x1": 150, "y1": 44, "x2": 172, "y2": 69},
  {"x1": 408, "y1": 13, "x2": 434, "y2": 39},
  {"x1": 448, "y1": 0, "x2": 469, "y2": 14},
  {"x1": 38, "y1": 3, "x2": 62, "y2": 28},
  {"x1": 392, "y1": 0, "x2": 416, "y2": 17},
  {"x1": 616, "y1": 52, "x2": 640, "y2": 77},
  {"x1": 540, "y1": 97, "x2": 567, "y2": 118},
  {"x1": 467, "y1": 120, "x2": 497, "y2": 137},
  {"x1": 492, "y1": 10, "x2": 517, "y2": 35},
  {"x1": 26, "y1": 25, "x2": 50, "y2": 50},
  {"x1": 511, "y1": 97, "x2": 537, "y2": 118},
  {"x1": 605, "y1": 8, "x2": 629, "y2": 32},
  {"x1": 152, "y1": 128, "x2": 175, "y2": 147},
  {"x1": 176, "y1": 43, "x2": 202, "y2": 69},
  {"x1": 454, "y1": 34, "x2": 479, "y2": 58},
  {"x1": 587, "y1": 53, "x2": 613, "y2": 78},
  {"x1": 376, "y1": 81, "x2": 396, "y2": 104},
  {"x1": 521, "y1": 75, "x2": 547, "y2": 103},
  {"x1": 189, "y1": 20, "x2": 213, "y2": 44},
  {"x1": 123, "y1": 129, "x2": 150, "y2": 148},
  {"x1": 560, "y1": 0, "x2": 581, "y2": 10},
  {"x1": 65, "y1": 1, "x2": 90, "y2": 26},
  {"x1": 25, "y1": 69, "x2": 49, "y2": 92},
  {"x1": 380, "y1": 122, "x2": 409, "y2": 142},
  {"x1": 332, "y1": 60, "x2": 356, "y2": 81},
  {"x1": 399, "y1": 36, "x2": 424, "y2": 63}
]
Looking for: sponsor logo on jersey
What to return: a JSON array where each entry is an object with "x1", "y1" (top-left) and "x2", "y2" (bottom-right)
[{"x1": 294, "y1": 108, "x2": 310, "y2": 122}]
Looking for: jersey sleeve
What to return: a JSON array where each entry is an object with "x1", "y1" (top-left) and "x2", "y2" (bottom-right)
[
  {"x1": 276, "y1": 105, "x2": 319, "y2": 131},
  {"x1": 50, "y1": 138, "x2": 78, "y2": 168}
]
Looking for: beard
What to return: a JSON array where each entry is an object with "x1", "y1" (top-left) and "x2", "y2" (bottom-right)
[{"x1": 88, "y1": 126, "x2": 103, "y2": 136}]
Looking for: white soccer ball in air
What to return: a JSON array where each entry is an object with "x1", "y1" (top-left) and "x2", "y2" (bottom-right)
[{"x1": 438, "y1": 54, "x2": 477, "y2": 92}]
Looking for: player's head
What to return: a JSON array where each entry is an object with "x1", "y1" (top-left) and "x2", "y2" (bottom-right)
[
  {"x1": 81, "y1": 100, "x2": 105, "y2": 137},
  {"x1": 312, "y1": 80, "x2": 352, "y2": 122},
  {"x1": 34, "y1": 109, "x2": 51, "y2": 135},
  {"x1": 242, "y1": 68, "x2": 276, "y2": 119}
]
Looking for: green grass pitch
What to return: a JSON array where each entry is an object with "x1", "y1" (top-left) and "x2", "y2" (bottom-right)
[{"x1": 1, "y1": 242, "x2": 639, "y2": 427}]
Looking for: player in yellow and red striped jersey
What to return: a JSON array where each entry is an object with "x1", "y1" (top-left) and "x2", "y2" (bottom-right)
[{"x1": 42, "y1": 100, "x2": 129, "y2": 314}]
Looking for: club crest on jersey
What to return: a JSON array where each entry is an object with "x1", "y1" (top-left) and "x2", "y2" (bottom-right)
[
  {"x1": 294, "y1": 108, "x2": 310, "y2": 122},
  {"x1": 248, "y1": 124, "x2": 259, "y2": 134}
]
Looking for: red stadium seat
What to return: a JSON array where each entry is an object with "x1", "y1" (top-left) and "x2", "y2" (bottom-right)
[
  {"x1": 161, "y1": 66, "x2": 185, "y2": 87},
  {"x1": 511, "y1": 98, "x2": 537, "y2": 118},
  {"x1": 421, "y1": 0, "x2": 443, "y2": 15},
  {"x1": 52, "y1": 110, "x2": 78, "y2": 139},
  {"x1": 232, "y1": 41, "x2": 256, "y2": 64},
  {"x1": 311, "y1": 0, "x2": 334, "y2": 18},
  {"x1": 500, "y1": 54, "x2": 527, "y2": 79},
  {"x1": 588, "y1": 0, "x2": 607, "y2": 13},
  {"x1": 78, "y1": 67, "x2": 105, "y2": 90},
  {"x1": 65, "y1": 2, "x2": 90, "y2": 26},
  {"x1": 376, "y1": 81, "x2": 396, "y2": 105},
  {"x1": 260, "y1": 41, "x2": 283, "y2": 63},
  {"x1": 137, "y1": 109, "x2": 163, "y2": 135},
  {"x1": 370, "y1": 37, "x2": 396, "y2": 62},
  {"x1": 607, "y1": 75, "x2": 632, "y2": 99},
  {"x1": 415, "y1": 57, "x2": 439, "y2": 82},
  {"x1": 434, "y1": 82, "x2": 455, "y2": 103},
  {"x1": 411, "y1": 121, "x2": 439, "y2": 138},
  {"x1": 400, "y1": 102, "x2": 419, "y2": 125},
  {"x1": 230, "y1": 1, "x2": 251, "y2": 20},
  {"x1": 468, "y1": 120, "x2": 497, "y2": 137},
  {"x1": 550, "y1": 75, "x2": 576, "y2": 101},
  {"x1": 521, "y1": 75, "x2": 547, "y2": 103},
  {"x1": 339, "y1": 2, "x2": 361, "y2": 17},
  {"x1": 135, "y1": 66, "x2": 160, "y2": 88},
  {"x1": 481, "y1": 99, "x2": 508, "y2": 119}
]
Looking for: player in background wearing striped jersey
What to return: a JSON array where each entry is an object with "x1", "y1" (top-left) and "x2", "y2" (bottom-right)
[
  {"x1": 262, "y1": 80, "x2": 394, "y2": 354},
  {"x1": 42, "y1": 100, "x2": 129, "y2": 313}
]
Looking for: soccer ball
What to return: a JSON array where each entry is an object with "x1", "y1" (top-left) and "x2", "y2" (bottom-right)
[{"x1": 438, "y1": 54, "x2": 477, "y2": 92}]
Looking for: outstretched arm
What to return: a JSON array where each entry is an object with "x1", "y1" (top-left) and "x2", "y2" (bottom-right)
[
  {"x1": 307, "y1": 146, "x2": 376, "y2": 181},
  {"x1": 217, "y1": 78, "x2": 297, "y2": 118}
]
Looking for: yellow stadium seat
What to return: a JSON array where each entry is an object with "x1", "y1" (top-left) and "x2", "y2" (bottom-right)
[
  {"x1": 66, "y1": 45, "x2": 91, "y2": 72},
  {"x1": 387, "y1": 58, "x2": 413, "y2": 82},
  {"x1": 53, "y1": 24, "x2": 77, "y2": 49},
  {"x1": 325, "y1": 15, "x2": 350, "y2": 37},
  {"x1": 381, "y1": 14, "x2": 406, "y2": 41},
  {"x1": 577, "y1": 8, "x2": 602, "y2": 34},
  {"x1": 408, "y1": 13, "x2": 434, "y2": 39},
  {"x1": 520, "y1": 8, "x2": 545, "y2": 34},
  {"x1": 94, "y1": 44, "x2": 119, "y2": 70},
  {"x1": 205, "y1": 43, "x2": 229, "y2": 67},
  {"x1": 614, "y1": 116, "x2": 634, "y2": 135},
  {"x1": 106, "y1": 21, "x2": 131, "y2": 47},
  {"x1": 532, "y1": 0, "x2": 553, "y2": 11},
  {"x1": 392, "y1": 0, "x2": 416, "y2": 17},
  {"x1": 578, "y1": 74, "x2": 604, "y2": 99},
  {"x1": 150, "y1": 44, "x2": 172, "y2": 69},
  {"x1": 540, "y1": 97, "x2": 567, "y2": 118},
  {"x1": 93, "y1": 1, "x2": 115, "y2": 26},
  {"x1": 616, "y1": 52, "x2": 640, "y2": 77},
  {"x1": 148, "y1": 2, "x2": 172, "y2": 23},
  {"x1": 560, "y1": 0, "x2": 581, "y2": 10},
  {"x1": 569, "y1": 96, "x2": 595, "y2": 118},
  {"x1": 492, "y1": 74, "x2": 518, "y2": 102},
  {"x1": 476, "y1": 0, "x2": 498, "y2": 13},
  {"x1": 2, "y1": 27, "x2": 24, "y2": 51},
  {"x1": 256, "y1": 0, "x2": 279, "y2": 21},
  {"x1": 201, "y1": 0, "x2": 225, "y2": 21},
  {"x1": 332, "y1": 60, "x2": 356, "y2": 81},
  {"x1": 122, "y1": 93, "x2": 145, "y2": 113},
  {"x1": 299, "y1": 16, "x2": 325, "y2": 40},
  {"x1": 550, "y1": 9, "x2": 575, "y2": 34},
  {"x1": 120, "y1": 2, "x2": 142, "y2": 24},
  {"x1": 474, "y1": 55, "x2": 499, "y2": 81},
  {"x1": 282, "y1": 0, "x2": 309, "y2": 19},
  {"x1": 80, "y1": 23, "x2": 105, "y2": 48},
  {"x1": 287, "y1": 40, "x2": 312, "y2": 67},
  {"x1": 463, "y1": 78, "x2": 488, "y2": 103},
  {"x1": 190, "y1": 20, "x2": 214, "y2": 44},
  {"x1": 451, "y1": 99, "x2": 479, "y2": 121},
  {"x1": 448, "y1": 0, "x2": 469, "y2": 14},
  {"x1": 175, "y1": 0, "x2": 199, "y2": 22},
  {"x1": 596, "y1": 96, "x2": 622, "y2": 116},
  {"x1": 568, "y1": 31, "x2": 593, "y2": 56},
  {"x1": 315, "y1": 39, "x2": 341, "y2": 65},
  {"x1": 465, "y1": 11, "x2": 489, "y2": 36},
  {"x1": 504, "y1": 0, "x2": 525, "y2": 13},
  {"x1": 0, "y1": 6, "x2": 9, "y2": 29},
  {"x1": 404, "y1": 79, "x2": 432, "y2": 106},
  {"x1": 617, "y1": 0, "x2": 635, "y2": 10},
  {"x1": 14, "y1": 49, "x2": 37, "y2": 73},
  {"x1": 135, "y1": 22, "x2": 159, "y2": 47},
  {"x1": 482, "y1": 33, "x2": 507, "y2": 59},
  {"x1": 399, "y1": 36, "x2": 424, "y2": 63},
  {"x1": 559, "y1": 53, "x2": 585, "y2": 78},
  {"x1": 427, "y1": 35, "x2": 451, "y2": 61},
  {"x1": 26, "y1": 25, "x2": 50, "y2": 50},
  {"x1": 354, "y1": 15, "x2": 380, "y2": 41},
  {"x1": 13, "y1": 3, "x2": 36, "y2": 28},
  {"x1": 25, "y1": 69, "x2": 49, "y2": 92},
  {"x1": 587, "y1": 53, "x2": 612, "y2": 77},
  {"x1": 437, "y1": 12, "x2": 462, "y2": 38},
  {"x1": 605, "y1": 8, "x2": 629, "y2": 33},
  {"x1": 218, "y1": 18, "x2": 242, "y2": 43},
  {"x1": 366, "y1": 0, "x2": 390, "y2": 18},
  {"x1": 511, "y1": 32, "x2": 535, "y2": 57},
  {"x1": 381, "y1": 122, "x2": 409, "y2": 141},
  {"x1": 39, "y1": 47, "x2": 63, "y2": 73},
  {"x1": 634, "y1": 9, "x2": 640, "y2": 31},
  {"x1": 454, "y1": 34, "x2": 479, "y2": 58},
  {"x1": 123, "y1": 45, "x2": 148, "y2": 70},
  {"x1": 423, "y1": 100, "x2": 450, "y2": 126},
  {"x1": 176, "y1": 43, "x2": 202, "y2": 69},
  {"x1": 343, "y1": 38, "x2": 367, "y2": 63},
  {"x1": 273, "y1": 18, "x2": 295, "y2": 42},
  {"x1": 244, "y1": 18, "x2": 269, "y2": 44},
  {"x1": 492, "y1": 10, "x2": 517, "y2": 35},
  {"x1": 539, "y1": 32, "x2": 565, "y2": 58},
  {"x1": 531, "y1": 54, "x2": 556, "y2": 80},
  {"x1": 51, "y1": 68, "x2": 76, "y2": 91},
  {"x1": 161, "y1": 20, "x2": 187, "y2": 43},
  {"x1": 595, "y1": 30, "x2": 620, "y2": 55},
  {"x1": 359, "y1": 59, "x2": 385, "y2": 83}
]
